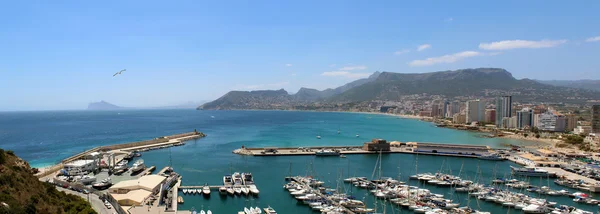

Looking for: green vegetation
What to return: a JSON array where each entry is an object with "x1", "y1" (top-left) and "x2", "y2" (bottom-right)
[
  {"x1": 563, "y1": 135, "x2": 584, "y2": 145},
  {"x1": 0, "y1": 149, "x2": 96, "y2": 214}
]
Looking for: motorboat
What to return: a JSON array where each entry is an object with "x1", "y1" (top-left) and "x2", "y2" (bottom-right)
[
  {"x1": 226, "y1": 187, "x2": 235, "y2": 195},
  {"x1": 242, "y1": 173, "x2": 254, "y2": 185},
  {"x1": 254, "y1": 207, "x2": 262, "y2": 214},
  {"x1": 522, "y1": 204, "x2": 552, "y2": 213},
  {"x1": 233, "y1": 186, "x2": 242, "y2": 195},
  {"x1": 200, "y1": 210, "x2": 206, "y2": 214},
  {"x1": 182, "y1": 189, "x2": 188, "y2": 194},
  {"x1": 202, "y1": 185, "x2": 211, "y2": 195},
  {"x1": 511, "y1": 166, "x2": 555, "y2": 177},
  {"x1": 218, "y1": 186, "x2": 227, "y2": 195},
  {"x1": 263, "y1": 206, "x2": 277, "y2": 214},
  {"x1": 92, "y1": 178, "x2": 112, "y2": 190},
  {"x1": 78, "y1": 175, "x2": 97, "y2": 185},
  {"x1": 244, "y1": 207, "x2": 251, "y2": 214},
  {"x1": 223, "y1": 175, "x2": 233, "y2": 186},
  {"x1": 232, "y1": 172, "x2": 243, "y2": 186},
  {"x1": 207, "y1": 211, "x2": 212, "y2": 214},
  {"x1": 249, "y1": 185, "x2": 260, "y2": 195},
  {"x1": 130, "y1": 159, "x2": 146, "y2": 175},
  {"x1": 241, "y1": 187, "x2": 250, "y2": 195}
]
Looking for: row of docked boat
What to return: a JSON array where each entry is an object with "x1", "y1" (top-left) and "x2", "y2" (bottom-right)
[
  {"x1": 554, "y1": 178, "x2": 598, "y2": 192},
  {"x1": 218, "y1": 172, "x2": 260, "y2": 197},
  {"x1": 409, "y1": 173, "x2": 474, "y2": 187},
  {"x1": 468, "y1": 187, "x2": 592, "y2": 213},
  {"x1": 181, "y1": 185, "x2": 211, "y2": 196},
  {"x1": 493, "y1": 178, "x2": 572, "y2": 197},
  {"x1": 285, "y1": 176, "x2": 373, "y2": 214},
  {"x1": 190, "y1": 210, "x2": 212, "y2": 214}
]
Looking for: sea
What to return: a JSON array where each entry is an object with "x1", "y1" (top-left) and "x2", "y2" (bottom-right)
[{"x1": 0, "y1": 109, "x2": 598, "y2": 213}]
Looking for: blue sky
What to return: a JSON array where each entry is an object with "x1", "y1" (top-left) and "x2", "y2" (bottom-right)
[{"x1": 1, "y1": 1, "x2": 599, "y2": 111}]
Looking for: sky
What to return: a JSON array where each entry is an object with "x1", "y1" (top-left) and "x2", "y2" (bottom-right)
[{"x1": 1, "y1": 1, "x2": 599, "y2": 111}]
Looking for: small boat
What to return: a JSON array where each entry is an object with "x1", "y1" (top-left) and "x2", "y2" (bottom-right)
[
  {"x1": 356, "y1": 134, "x2": 360, "y2": 138},
  {"x1": 249, "y1": 185, "x2": 260, "y2": 195},
  {"x1": 316, "y1": 135, "x2": 321, "y2": 139},
  {"x1": 183, "y1": 189, "x2": 188, "y2": 194},
  {"x1": 242, "y1": 173, "x2": 254, "y2": 185},
  {"x1": 339, "y1": 154, "x2": 346, "y2": 158},
  {"x1": 244, "y1": 207, "x2": 251, "y2": 214},
  {"x1": 196, "y1": 189, "x2": 202, "y2": 194},
  {"x1": 177, "y1": 196, "x2": 184, "y2": 204},
  {"x1": 202, "y1": 185, "x2": 211, "y2": 195},
  {"x1": 92, "y1": 178, "x2": 112, "y2": 190},
  {"x1": 78, "y1": 175, "x2": 97, "y2": 185},
  {"x1": 207, "y1": 211, "x2": 212, "y2": 214},
  {"x1": 254, "y1": 207, "x2": 262, "y2": 214},
  {"x1": 263, "y1": 206, "x2": 277, "y2": 214},
  {"x1": 200, "y1": 211, "x2": 206, "y2": 214}
]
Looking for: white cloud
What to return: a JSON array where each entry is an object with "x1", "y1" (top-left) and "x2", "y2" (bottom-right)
[
  {"x1": 479, "y1": 39, "x2": 567, "y2": 50},
  {"x1": 321, "y1": 71, "x2": 370, "y2": 79},
  {"x1": 236, "y1": 81, "x2": 290, "y2": 90},
  {"x1": 394, "y1": 49, "x2": 410, "y2": 55},
  {"x1": 417, "y1": 44, "x2": 432, "y2": 51},
  {"x1": 339, "y1": 65, "x2": 367, "y2": 71},
  {"x1": 285, "y1": 64, "x2": 292, "y2": 67},
  {"x1": 408, "y1": 51, "x2": 486, "y2": 66},
  {"x1": 444, "y1": 17, "x2": 453, "y2": 22},
  {"x1": 586, "y1": 36, "x2": 600, "y2": 42}
]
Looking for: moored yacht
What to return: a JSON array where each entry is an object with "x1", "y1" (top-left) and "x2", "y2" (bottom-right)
[
  {"x1": 223, "y1": 175, "x2": 233, "y2": 186},
  {"x1": 242, "y1": 173, "x2": 254, "y2": 185},
  {"x1": 511, "y1": 166, "x2": 555, "y2": 177},
  {"x1": 315, "y1": 149, "x2": 340, "y2": 156},
  {"x1": 130, "y1": 159, "x2": 146, "y2": 174},
  {"x1": 478, "y1": 153, "x2": 506, "y2": 161}
]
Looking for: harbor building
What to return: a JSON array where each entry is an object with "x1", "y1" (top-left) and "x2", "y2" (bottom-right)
[
  {"x1": 109, "y1": 175, "x2": 167, "y2": 206},
  {"x1": 363, "y1": 139, "x2": 391, "y2": 151},
  {"x1": 465, "y1": 100, "x2": 485, "y2": 123},
  {"x1": 593, "y1": 105, "x2": 600, "y2": 134},
  {"x1": 495, "y1": 96, "x2": 512, "y2": 128},
  {"x1": 517, "y1": 108, "x2": 534, "y2": 129},
  {"x1": 413, "y1": 143, "x2": 490, "y2": 156},
  {"x1": 63, "y1": 159, "x2": 97, "y2": 175}
]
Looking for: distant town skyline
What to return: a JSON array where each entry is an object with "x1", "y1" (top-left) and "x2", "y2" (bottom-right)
[{"x1": 1, "y1": 1, "x2": 599, "y2": 111}]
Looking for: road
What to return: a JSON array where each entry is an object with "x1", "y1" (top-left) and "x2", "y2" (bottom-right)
[{"x1": 56, "y1": 187, "x2": 115, "y2": 214}]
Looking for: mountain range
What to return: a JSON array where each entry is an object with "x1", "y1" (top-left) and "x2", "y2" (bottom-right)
[
  {"x1": 87, "y1": 101, "x2": 207, "y2": 110},
  {"x1": 199, "y1": 68, "x2": 600, "y2": 110},
  {"x1": 536, "y1": 80, "x2": 600, "y2": 91}
]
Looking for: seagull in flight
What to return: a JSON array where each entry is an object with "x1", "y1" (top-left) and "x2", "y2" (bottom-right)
[{"x1": 113, "y1": 69, "x2": 126, "y2": 77}]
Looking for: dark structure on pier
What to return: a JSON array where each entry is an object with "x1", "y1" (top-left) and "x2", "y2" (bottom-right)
[{"x1": 363, "y1": 139, "x2": 391, "y2": 151}]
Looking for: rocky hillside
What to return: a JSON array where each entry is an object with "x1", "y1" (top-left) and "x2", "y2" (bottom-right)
[
  {"x1": 0, "y1": 149, "x2": 96, "y2": 214},
  {"x1": 86, "y1": 100, "x2": 123, "y2": 110},
  {"x1": 537, "y1": 79, "x2": 600, "y2": 91}
]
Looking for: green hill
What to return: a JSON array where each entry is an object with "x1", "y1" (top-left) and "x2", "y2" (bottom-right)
[{"x1": 0, "y1": 149, "x2": 96, "y2": 214}]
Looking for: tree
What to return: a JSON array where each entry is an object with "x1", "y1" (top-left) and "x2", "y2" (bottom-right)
[
  {"x1": 536, "y1": 134, "x2": 541, "y2": 139},
  {"x1": 523, "y1": 133, "x2": 529, "y2": 138}
]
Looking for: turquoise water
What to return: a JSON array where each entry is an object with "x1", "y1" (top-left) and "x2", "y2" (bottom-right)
[{"x1": 0, "y1": 110, "x2": 598, "y2": 213}]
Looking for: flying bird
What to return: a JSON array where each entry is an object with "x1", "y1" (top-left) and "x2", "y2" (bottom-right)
[{"x1": 113, "y1": 69, "x2": 126, "y2": 77}]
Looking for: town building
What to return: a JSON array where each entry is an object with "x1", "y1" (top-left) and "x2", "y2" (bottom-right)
[
  {"x1": 495, "y1": 96, "x2": 512, "y2": 127},
  {"x1": 517, "y1": 108, "x2": 534, "y2": 129},
  {"x1": 466, "y1": 100, "x2": 484, "y2": 123},
  {"x1": 419, "y1": 111, "x2": 432, "y2": 117},
  {"x1": 484, "y1": 109, "x2": 496, "y2": 124},
  {"x1": 593, "y1": 105, "x2": 600, "y2": 134},
  {"x1": 363, "y1": 139, "x2": 391, "y2": 151}
]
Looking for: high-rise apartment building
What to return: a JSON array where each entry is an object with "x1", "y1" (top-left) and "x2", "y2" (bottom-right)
[
  {"x1": 495, "y1": 96, "x2": 512, "y2": 127},
  {"x1": 517, "y1": 108, "x2": 534, "y2": 129},
  {"x1": 466, "y1": 100, "x2": 485, "y2": 123},
  {"x1": 485, "y1": 109, "x2": 496, "y2": 124},
  {"x1": 564, "y1": 114, "x2": 577, "y2": 132},
  {"x1": 593, "y1": 105, "x2": 600, "y2": 134}
]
